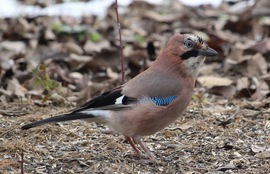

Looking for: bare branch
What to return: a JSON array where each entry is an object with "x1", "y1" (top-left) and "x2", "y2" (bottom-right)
[{"x1": 114, "y1": 0, "x2": 125, "y2": 83}]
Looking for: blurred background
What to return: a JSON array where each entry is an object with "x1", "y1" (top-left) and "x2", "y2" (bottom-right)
[{"x1": 0, "y1": 0, "x2": 269, "y2": 105}]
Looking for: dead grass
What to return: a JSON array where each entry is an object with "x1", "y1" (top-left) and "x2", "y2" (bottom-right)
[{"x1": 0, "y1": 100, "x2": 269, "y2": 173}]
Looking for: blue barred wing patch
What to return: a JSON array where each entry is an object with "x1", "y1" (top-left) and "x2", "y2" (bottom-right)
[{"x1": 140, "y1": 96, "x2": 177, "y2": 106}]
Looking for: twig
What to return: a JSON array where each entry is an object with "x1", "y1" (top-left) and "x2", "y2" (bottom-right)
[
  {"x1": 21, "y1": 150, "x2": 24, "y2": 174},
  {"x1": 114, "y1": 0, "x2": 125, "y2": 82}
]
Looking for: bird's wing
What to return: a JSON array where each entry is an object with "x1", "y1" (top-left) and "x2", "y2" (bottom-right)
[
  {"x1": 73, "y1": 82, "x2": 178, "y2": 113},
  {"x1": 72, "y1": 86, "x2": 138, "y2": 112}
]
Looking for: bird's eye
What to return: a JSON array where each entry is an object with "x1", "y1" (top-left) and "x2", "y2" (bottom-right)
[{"x1": 184, "y1": 39, "x2": 194, "y2": 49}]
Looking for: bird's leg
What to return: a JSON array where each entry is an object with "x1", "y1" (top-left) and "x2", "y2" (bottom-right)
[
  {"x1": 132, "y1": 136, "x2": 156, "y2": 161},
  {"x1": 125, "y1": 136, "x2": 144, "y2": 157}
]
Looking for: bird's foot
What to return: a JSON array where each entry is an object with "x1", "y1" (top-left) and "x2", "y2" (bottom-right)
[
  {"x1": 125, "y1": 136, "x2": 157, "y2": 162},
  {"x1": 126, "y1": 152, "x2": 156, "y2": 162},
  {"x1": 126, "y1": 152, "x2": 148, "y2": 159}
]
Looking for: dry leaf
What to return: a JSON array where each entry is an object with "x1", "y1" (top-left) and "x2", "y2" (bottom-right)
[
  {"x1": 178, "y1": 120, "x2": 197, "y2": 130},
  {"x1": 208, "y1": 85, "x2": 236, "y2": 97},
  {"x1": 246, "y1": 39, "x2": 270, "y2": 54},
  {"x1": 255, "y1": 151, "x2": 270, "y2": 159},
  {"x1": 6, "y1": 78, "x2": 27, "y2": 98},
  {"x1": 236, "y1": 77, "x2": 249, "y2": 91},
  {"x1": 143, "y1": 11, "x2": 183, "y2": 23},
  {"x1": 0, "y1": 41, "x2": 26, "y2": 53},
  {"x1": 246, "y1": 53, "x2": 267, "y2": 76},
  {"x1": 251, "y1": 145, "x2": 269, "y2": 153},
  {"x1": 64, "y1": 42, "x2": 83, "y2": 55},
  {"x1": 197, "y1": 76, "x2": 233, "y2": 88},
  {"x1": 84, "y1": 40, "x2": 110, "y2": 53},
  {"x1": 106, "y1": 67, "x2": 119, "y2": 80}
]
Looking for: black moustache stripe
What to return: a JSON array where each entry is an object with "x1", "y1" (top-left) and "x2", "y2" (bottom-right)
[{"x1": 180, "y1": 50, "x2": 199, "y2": 60}]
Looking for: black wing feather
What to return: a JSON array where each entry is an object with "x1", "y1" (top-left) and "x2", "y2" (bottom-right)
[
  {"x1": 21, "y1": 112, "x2": 93, "y2": 129},
  {"x1": 73, "y1": 87, "x2": 136, "y2": 112}
]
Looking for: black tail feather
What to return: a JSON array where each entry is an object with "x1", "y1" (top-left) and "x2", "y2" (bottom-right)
[{"x1": 21, "y1": 113, "x2": 94, "y2": 130}]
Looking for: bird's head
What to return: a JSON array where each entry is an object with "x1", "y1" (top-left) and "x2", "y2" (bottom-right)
[{"x1": 158, "y1": 33, "x2": 218, "y2": 78}]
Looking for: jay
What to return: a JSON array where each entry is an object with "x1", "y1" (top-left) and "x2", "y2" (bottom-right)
[{"x1": 22, "y1": 33, "x2": 218, "y2": 160}]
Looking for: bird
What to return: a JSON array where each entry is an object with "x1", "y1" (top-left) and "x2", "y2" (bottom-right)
[{"x1": 22, "y1": 33, "x2": 218, "y2": 161}]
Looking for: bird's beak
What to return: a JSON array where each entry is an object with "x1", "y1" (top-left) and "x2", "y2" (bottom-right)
[{"x1": 197, "y1": 47, "x2": 218, "y2": 57}]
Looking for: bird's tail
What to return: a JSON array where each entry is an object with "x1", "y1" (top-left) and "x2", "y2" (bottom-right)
[{"x1": 21, "y1": 112, "x2": 95, "y2": 130}]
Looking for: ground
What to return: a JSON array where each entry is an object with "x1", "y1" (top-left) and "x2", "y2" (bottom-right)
[{"x1": 1, "y1": 99, "x2": 269, "y2": 173}]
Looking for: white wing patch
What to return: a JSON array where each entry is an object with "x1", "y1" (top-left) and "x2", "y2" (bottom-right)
[
  {"x1": 115, "y1": 95, "x2": 125, "y2": 104},
  {"x1": 79, "y1": 110, "x2": 110, "y2": 117}
]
